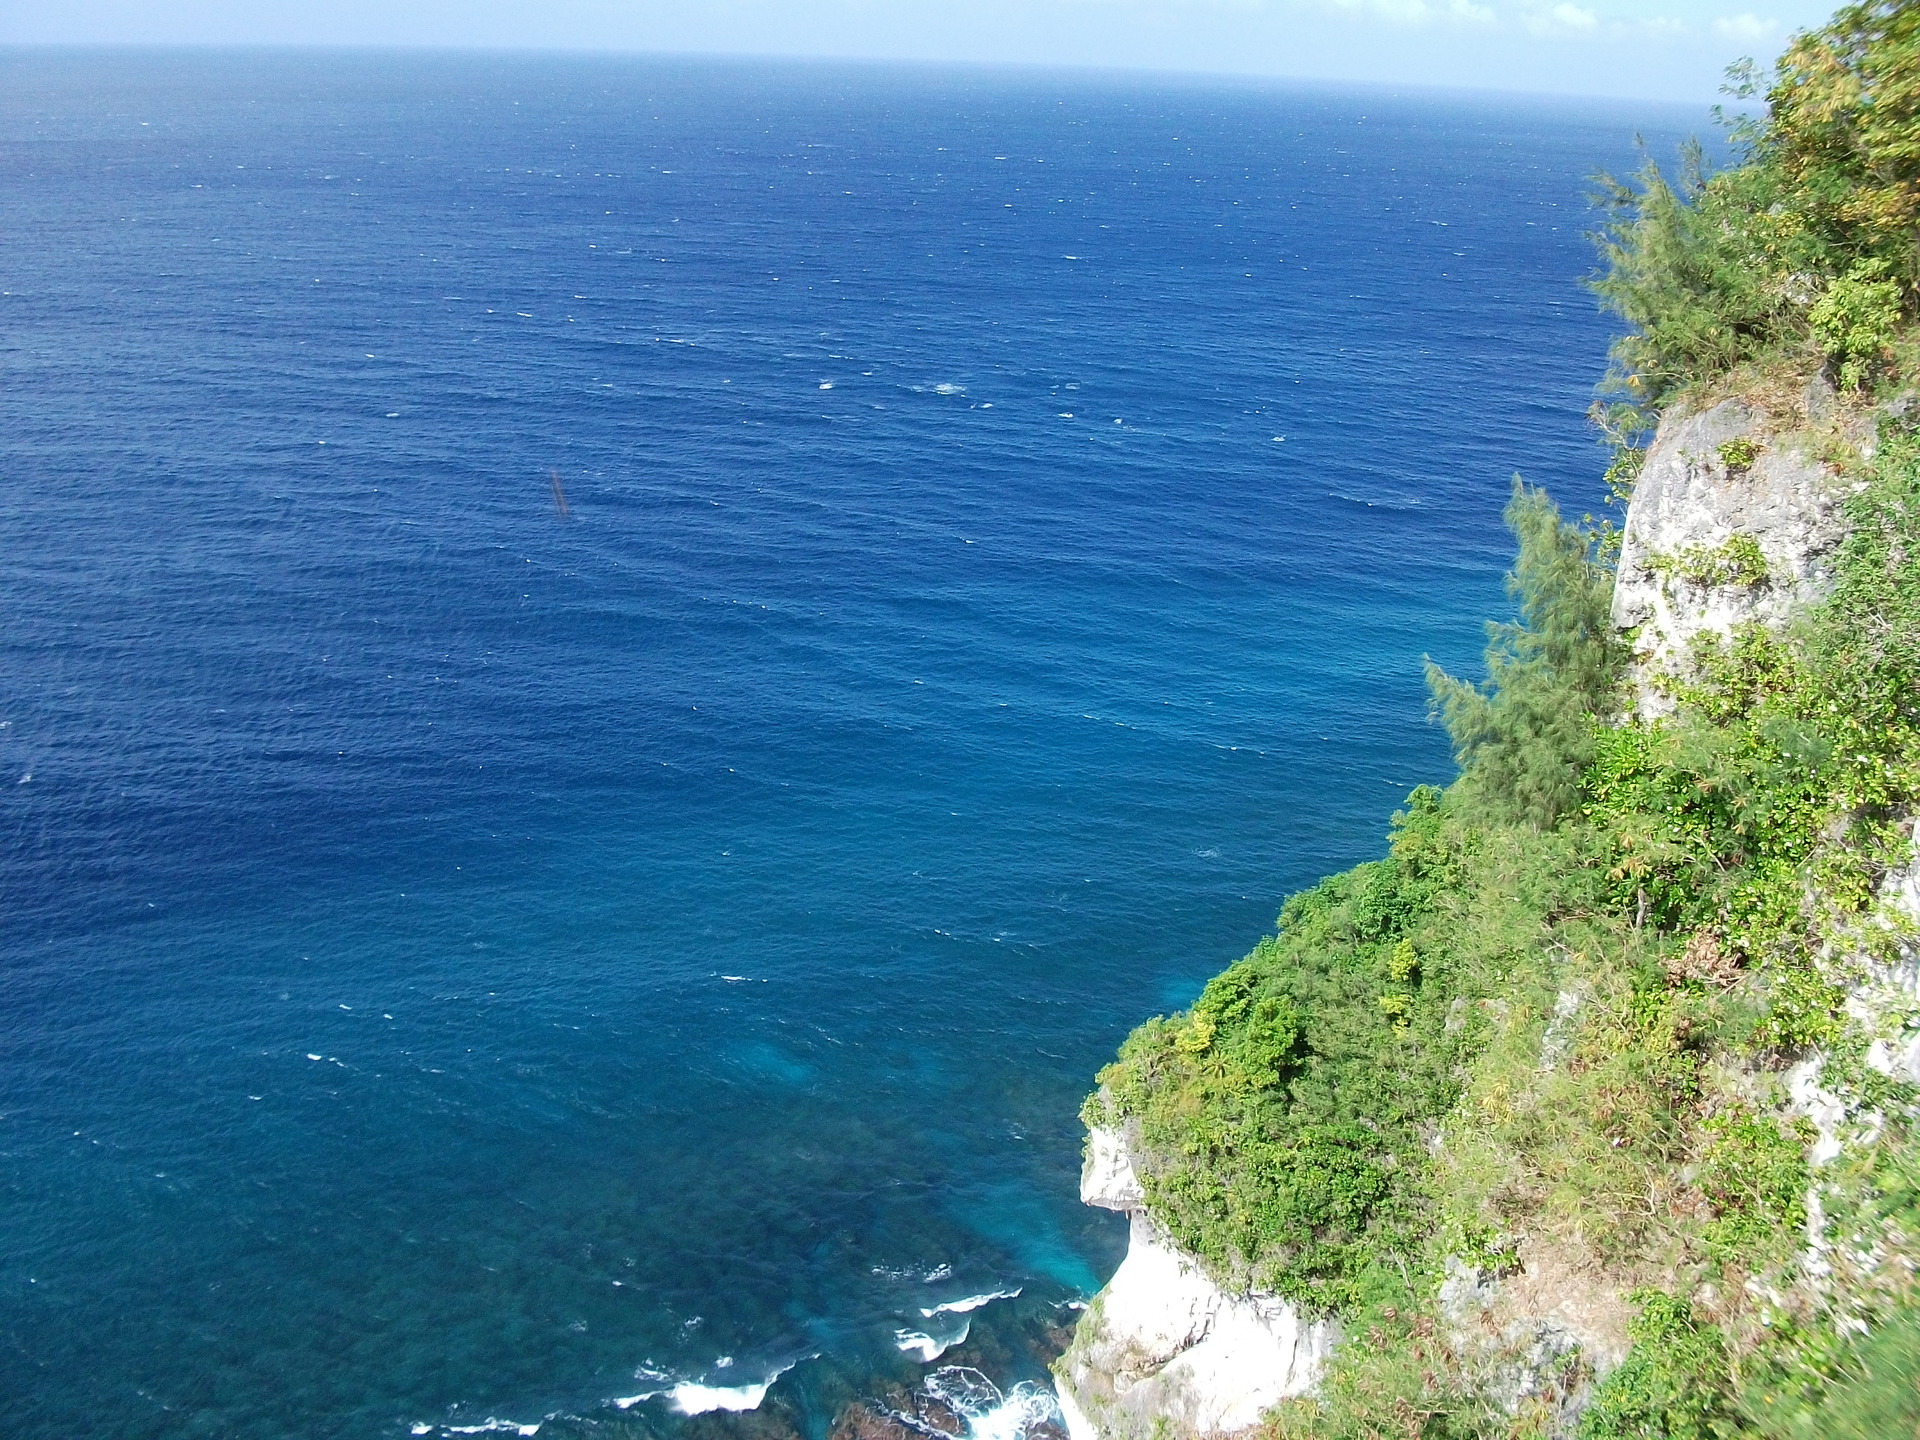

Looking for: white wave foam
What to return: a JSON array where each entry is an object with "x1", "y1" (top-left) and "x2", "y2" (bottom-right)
[
  {"x1": 923, "y1": 1367, "x2": 1062, "y2": 1440},
  {"x1": 410, "y1": 1420, "x2": 542, "y2": 1437},
  {"x1": 920, "y1": 1287, "x2": 1020, "y2": 1318},
  {"x1": 894, "y1": 1318, "x2": 970, "y2": 1362},
  {"x1": 934, "y1": 383, "x2": 965, "y2": 395},
  {"x1": 667, "y1": 1379, "x2": 777, "y2": 1413},
  {"x1": 611, "y1": 1358, "x2": 801, "y2": 1415}
]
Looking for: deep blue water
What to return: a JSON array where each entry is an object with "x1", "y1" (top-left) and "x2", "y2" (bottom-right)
[{"x1": 0, "y1": 50, "x2": 1695, "y2": 1440}]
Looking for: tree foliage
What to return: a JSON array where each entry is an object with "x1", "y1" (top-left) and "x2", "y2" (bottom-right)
[
  {"x1": 1593, "y1": 0, "x2": 1920, "y2": 401},
  {"x1": 1768, "y1": 0, "x2": 1920, "y2": 285},
  {"x1": 1426, "y1": 480, "x2": 1624, "y2": 828}
]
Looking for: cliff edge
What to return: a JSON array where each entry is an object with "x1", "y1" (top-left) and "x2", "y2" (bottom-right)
[
  {"x1": 1053, "y1": 1125, "x2": 1334, "y2": 1440},
  {"x1": 1610, "y1": 391, "x2": 1860, "y2": 716}
]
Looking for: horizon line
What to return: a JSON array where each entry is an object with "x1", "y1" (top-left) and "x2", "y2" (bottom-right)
[{"x1": 0, "y1": 39, "x2": 1752, "y2": 114}]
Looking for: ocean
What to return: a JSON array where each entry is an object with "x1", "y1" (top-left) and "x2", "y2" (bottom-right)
[{"x1": 0, "y1": 49, "x2": 1697, "y2": 1439}]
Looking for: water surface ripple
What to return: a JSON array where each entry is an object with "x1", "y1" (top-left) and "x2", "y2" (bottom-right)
[{"x1": 0, "y1": 50, "x2": 1693, "y2": 1440}]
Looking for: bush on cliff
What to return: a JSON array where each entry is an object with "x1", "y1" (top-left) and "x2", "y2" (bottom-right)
[
  {"x1": 1089, "y1": 481, "x2": 1629, "y2": 1315},
  {"x1": 1594, "y1": 1, "x2": 1920, "y2": 405}
]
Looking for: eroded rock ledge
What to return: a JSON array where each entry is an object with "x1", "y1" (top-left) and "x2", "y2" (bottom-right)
[
  {"x1": 1052, "y1": 1126, "x2": 1335, "y2": 1440},
  {"x1": 1610, "y1": 393, "x2": 1859, "y2": 717}
]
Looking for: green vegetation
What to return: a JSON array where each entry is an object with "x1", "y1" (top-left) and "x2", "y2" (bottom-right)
[
  {"x1": 1644, "y1": 532, "x2": 1771, "y2": 588},
  {"x1": 1426, "y1": 482, "x2": 1624, "y2": 828},
  {"x1": 1078, "y1": 20, "x2": 1920, "y2": 1424},
  {"x1": 1086, "y1": 485, "x2": 1629, "y2": 1317},
  {"x1": 1593, "y1": 1, "x2": 1920, "y2": 408},
  {"x1": 1089, "y1": 786, "x2": 1498, "y2": 1312},
  {"x1": 1089, "y1": 403, "x2": 1920, "y2": 1440},
  {"x1": 1580, "y1": 1294, "x2": 1735, "y2": 1440}
]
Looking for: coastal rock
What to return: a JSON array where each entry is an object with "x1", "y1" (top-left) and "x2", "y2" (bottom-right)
[
  {"x1": 1800, "y1": 823, "x2": 1920, "y2": 1139},
  {"x1": 1079, "y1": 1122, "x2": 1144, "y2": 1212},
  {"x1": 1612, "y1": 399, "x2": 1852, "y2": 717},
  {"x1": 1054, "y1": 1127, "x2": 1335, "y2": 1440}
]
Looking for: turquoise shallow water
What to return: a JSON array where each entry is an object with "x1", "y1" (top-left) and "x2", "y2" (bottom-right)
[{"x1": 0, "y1": 50, "x2": 1694, "y2": 1439}]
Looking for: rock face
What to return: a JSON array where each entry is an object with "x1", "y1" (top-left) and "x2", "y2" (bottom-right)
[
  {"x1": 1611, "y1": 398, "x2": 1853, "y2": 716},
  {"x1": 1864, "y1": 837, "x2": 1920, "y2": 1088},
  {"x1": 1798, "y1": 825, "x2": 1920, "y2": 1145},
  {"x1": 1053, "y1": 1127, "x2": 1335, "y2": 1440},
  {"x1": 1078, "y1": 1123, "x2": 1145, "y2": 1212}
]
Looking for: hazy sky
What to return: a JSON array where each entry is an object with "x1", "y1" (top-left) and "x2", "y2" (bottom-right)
[{"x1": 0, "y1": 0, "x2": 1836, "y2": 102}]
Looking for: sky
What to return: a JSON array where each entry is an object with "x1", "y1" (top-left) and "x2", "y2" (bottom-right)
[{"x1": 0, "y1": 0, "x2": 1838, "y2": 103}]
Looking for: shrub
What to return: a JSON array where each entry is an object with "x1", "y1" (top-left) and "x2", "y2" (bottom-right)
[
  {"x1": 1646, "y1": 532, "x2": 1770, "y2": 588},
  {"x1": 1591, "y1": 144, "x2": 1797, "y2": 405},
  {"x1": 1766, "y1": 1, "x2": 1920, "y2": 291},
  {"x1": 1580, "y1": 1292, "x2": 1735, "y2": 1440},
  {"x1": 1697, "y1": 1109, "x2": 1814, "y2": 1265},
  {"x1": 1592, "y1": 0, "x2": 1919, "y2": 404},
  {"x1": 1810, "y1": 260, "x2": 1903, "y2": 388}
]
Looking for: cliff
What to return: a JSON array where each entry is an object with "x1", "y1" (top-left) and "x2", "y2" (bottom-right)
[
  {"x1": 1055, "y1": 377, "x2": 1920, "y2": 1439},
  {"x1": 1055, "y1": 6, "x2": 1920, "y2": 1426},
  {"x1": 1054, "y1": 1125, "x2": 1334, "y2": 1440},
  {"x1": 1610, "y1": 388, "x2": 1864, "y2": 717}
]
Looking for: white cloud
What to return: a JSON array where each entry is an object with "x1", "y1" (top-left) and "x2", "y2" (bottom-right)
[
  {"x1": 1714, "y1": 12, "x2": 1780, "y2": 40},
  {"x1": 1327, "y1": 0, "x2": 1497, "y2": 24},
  {"x1": 1520, "y1": 2, "x2": 1597, "y2": 33}
]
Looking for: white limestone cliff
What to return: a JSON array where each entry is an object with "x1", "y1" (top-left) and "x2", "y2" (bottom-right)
[
  {"x1": 1611, "y1": 394, "x2": 1858, "y2": 717},
  {"x1": 1053, "y1": 1126, "x2": 1335, "y2": 1440}
]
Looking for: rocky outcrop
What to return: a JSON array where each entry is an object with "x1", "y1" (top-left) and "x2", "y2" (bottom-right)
[
  {"x1": 1862, "y1": 837, "x2": 1920, "y2": 1088},
  {"x1": 1053, "y1": 1127, "x2": 1335, "y2": 1440},
  {"x1": 1790, "y1": 822, "x2": 1920, "y2": 1169},
  {"x1": 1611, "y1": 396, "x2": 1856, "y2": 717},
  {"x1": 1433, "y1": 1245, "x2": 1629, "y2": 1430},
  {"x1": 1079, "y1": 1124, "x2": 1144, "y2": 1213}
]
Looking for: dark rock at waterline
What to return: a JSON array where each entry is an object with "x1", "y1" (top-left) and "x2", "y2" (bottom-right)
[{"x1": 831, "y1": 1400, "x2": 944, "y2": 1440}]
